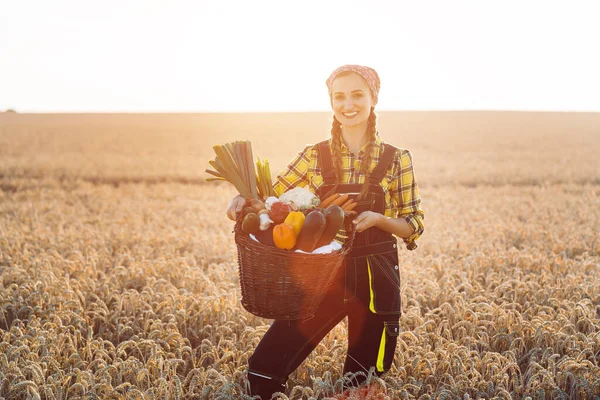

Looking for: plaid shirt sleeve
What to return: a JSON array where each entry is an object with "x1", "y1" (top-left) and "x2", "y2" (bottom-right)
[
  {"x1": 389, "y1": 149, "x2": 425, "y2": 250},
  {"x1": 272, "y1": 145, "x2": 314, "y2": 197}
]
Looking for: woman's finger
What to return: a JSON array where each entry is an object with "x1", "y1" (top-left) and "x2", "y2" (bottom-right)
[
  {"x1": 227, "y1": 202, "x2": 240, "y2": 221},
  {"x1": 226, "y1": 205, "x2": 236, "y2": 221},
  {"x1": 353, "y1": 212, "x2": 366, "y2": 224},
  {"x1": 236, "y1": 199, "x2": 244, "y2": 213},
  {"x1": 226, "y1": 196, "x2": 245, "y2": 221}
]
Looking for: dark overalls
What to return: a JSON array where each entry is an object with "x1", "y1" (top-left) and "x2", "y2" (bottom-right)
[{"x1": 247, "y1": 141, "x2": 402, "y2": 399}]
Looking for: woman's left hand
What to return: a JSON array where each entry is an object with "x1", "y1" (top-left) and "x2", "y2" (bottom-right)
[{"x1": 352, "y1": 211, "x2": 384, "y2": 233}]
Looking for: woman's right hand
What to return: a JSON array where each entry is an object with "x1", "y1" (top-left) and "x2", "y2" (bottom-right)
[{"x1": 226, "y1": 194, "x2": 246, "y2": 221}]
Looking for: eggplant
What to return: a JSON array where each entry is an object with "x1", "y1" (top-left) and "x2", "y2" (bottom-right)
[
  {"x1": 315, "y1": 205, "x2": 345, "y2": 248},
  {"x1": 295, "y1": 210, "x2": 326, "y2": 252}
]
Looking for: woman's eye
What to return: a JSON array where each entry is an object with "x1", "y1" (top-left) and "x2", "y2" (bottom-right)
[
  {"x1": 334, "y1": 95, "x2": 344, "y2": 101},
  {"x1": 353, "y1": 93, "x2": 364, "y2": 98}
]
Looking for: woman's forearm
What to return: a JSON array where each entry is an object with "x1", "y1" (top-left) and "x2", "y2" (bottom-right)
[{"x1": 375, "y1": 214, "x2": 415, "y2": 239}]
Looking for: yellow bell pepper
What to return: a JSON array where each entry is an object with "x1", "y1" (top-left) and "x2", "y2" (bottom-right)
[{"x1": 284, "y1": 211, "x2": 305, "y2": 237}]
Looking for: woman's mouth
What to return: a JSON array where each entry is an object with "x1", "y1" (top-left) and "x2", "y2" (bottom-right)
[{"x1": 343, "y1": 112, "x2": 359, "y2": 118}]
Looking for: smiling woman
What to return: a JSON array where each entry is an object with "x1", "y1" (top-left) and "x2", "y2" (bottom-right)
[{"x1": 226, "y1": 64, "x2": 425, "y2": 399}]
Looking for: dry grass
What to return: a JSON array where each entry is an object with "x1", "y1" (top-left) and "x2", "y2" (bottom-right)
[{"x1": 0, "y1": 112, "x2": 599, "y2": 399}]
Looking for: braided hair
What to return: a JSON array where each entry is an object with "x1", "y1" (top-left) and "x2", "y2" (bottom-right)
[{"x1": 324, "y1": 107, "x2": 378, "y2": 200}]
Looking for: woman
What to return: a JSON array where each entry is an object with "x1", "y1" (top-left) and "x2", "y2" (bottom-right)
[{"x1": 226, "y1": 64, "x2": 425, "y2": 399}]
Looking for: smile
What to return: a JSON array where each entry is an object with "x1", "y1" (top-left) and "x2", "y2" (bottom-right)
[{"x1": 343, "y1": 112, "x2": 358, "y2": 117}]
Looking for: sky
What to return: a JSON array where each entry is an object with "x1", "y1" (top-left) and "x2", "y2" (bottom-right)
[{"x1": 1, "y1": 0, "x2": 600, "y2": 112}]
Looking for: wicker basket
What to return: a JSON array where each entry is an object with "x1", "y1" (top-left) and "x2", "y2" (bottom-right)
[{"x1": 234, "y1": 219, "x2": 356, "y2": 320}]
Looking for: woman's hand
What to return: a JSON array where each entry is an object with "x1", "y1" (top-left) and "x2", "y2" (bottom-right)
[
  {"x1": 352, "y1": 211, "x2": 384, "y2": 233},
  {"x1": 226, "y1": 194, "x2": 246, "y2": 221}
]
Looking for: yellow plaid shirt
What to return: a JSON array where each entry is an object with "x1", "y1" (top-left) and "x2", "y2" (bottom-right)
[{"x1": 273, "y1": 133, "x2": 425, "y2": 250}]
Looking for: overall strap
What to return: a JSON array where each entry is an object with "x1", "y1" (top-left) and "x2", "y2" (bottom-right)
[
  {"x1": 316, "y1": 140, "x2": 337, "y2": 185},
  {"x1": 368, "y1": 143, "x2": 398, "y2": 185}
]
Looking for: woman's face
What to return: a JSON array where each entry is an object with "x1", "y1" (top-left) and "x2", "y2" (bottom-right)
[{"x1": 330, "y1": 72, "x2": 374, "y2": 128}]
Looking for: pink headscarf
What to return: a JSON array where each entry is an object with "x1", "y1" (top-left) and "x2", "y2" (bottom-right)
[{"x1": 326, "y1": 64, "x2": 381, "y2": 105}]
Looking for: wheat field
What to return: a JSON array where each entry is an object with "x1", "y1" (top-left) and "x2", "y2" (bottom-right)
[{"x1": 1, "y1": 111, "x2": 599, "y2": 399}]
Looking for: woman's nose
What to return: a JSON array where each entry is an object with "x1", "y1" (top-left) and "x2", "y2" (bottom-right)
[{"x1": 344, "y1": 98, "x2": 354, "y2": 110}]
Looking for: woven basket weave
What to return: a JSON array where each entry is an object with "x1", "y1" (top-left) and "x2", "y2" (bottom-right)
[{"x1": 234, "y1": 219, "x2": 356, "y2": 320}]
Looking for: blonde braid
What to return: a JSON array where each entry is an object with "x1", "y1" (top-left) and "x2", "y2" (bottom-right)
[
  {"x1": 323, "y1": 116, "x2": 343, "y2": 199},
  {"x1": 357, "y1": 108, "x2": 377, "y2": 200},
  {"x1": 331, "y1": 116, "x2": 343, "y2": 183}
]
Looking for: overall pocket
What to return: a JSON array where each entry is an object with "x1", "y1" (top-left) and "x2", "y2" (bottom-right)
[
  {"x1": 366, "y1": 250, "x2": 402, "y2": 315},
  {"x1": 377, "y1": 320, "x2": 401, "y2": 372}
]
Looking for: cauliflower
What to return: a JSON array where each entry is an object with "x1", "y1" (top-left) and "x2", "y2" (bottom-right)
[{"x1": 279, "y1": 187, "x2": 320, "y2": 210}]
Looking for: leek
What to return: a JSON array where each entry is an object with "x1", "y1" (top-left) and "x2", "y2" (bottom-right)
[{"x1": 205, "y1": 140, "x2": 260, "y2": 199}]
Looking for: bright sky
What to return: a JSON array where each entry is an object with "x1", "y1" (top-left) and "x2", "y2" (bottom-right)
[{"x1": 2, "y1": 0, "x2": 600, "y2": 112}]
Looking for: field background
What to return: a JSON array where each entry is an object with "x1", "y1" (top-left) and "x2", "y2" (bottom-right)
[{"x1": 1, "y1": 111, "x2": 599, "y2": 399}]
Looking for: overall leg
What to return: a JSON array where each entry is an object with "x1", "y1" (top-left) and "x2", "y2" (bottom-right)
[
  {"x1": 343, "y1": 305, "x2": 400, "y2": 386},
  {"x1": 342, "y1": 256, "x2": 401, "y2": 387},
  {"x1": 247, "y1": 269, "x2": 347, "y2": 399}
]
